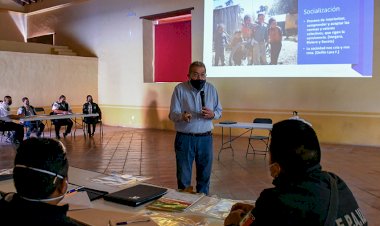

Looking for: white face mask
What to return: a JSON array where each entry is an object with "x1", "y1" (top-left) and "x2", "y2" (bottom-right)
[{"x1": 14, "y1": 164, "x2": 67, "y2": 202}]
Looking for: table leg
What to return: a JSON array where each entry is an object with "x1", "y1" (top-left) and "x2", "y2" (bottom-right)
[{"x1": 217, "y1": 127, "x2": 235, "y2": 160}]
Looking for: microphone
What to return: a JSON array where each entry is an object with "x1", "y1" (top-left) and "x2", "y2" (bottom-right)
[{"x1": 200, "y1": 91, "x2": 205, "y2": 108}]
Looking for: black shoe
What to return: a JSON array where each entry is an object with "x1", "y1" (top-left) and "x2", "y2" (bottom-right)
[
  {"x1": 56, "y1": 136, "x2": 61, "y2": 139},
  {"x1": 63, "y1": 132, "x2": 68, "y2": 138}
]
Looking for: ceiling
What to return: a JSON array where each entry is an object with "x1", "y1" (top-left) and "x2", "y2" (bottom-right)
[
  {"x1": 0, "y1": 0, "x2": 83, "y2": 12},
  {"x1": 12, "y1": 0, "x2": 39, "y2": 6},
  {"x1": 0, "y1": 0, "x2": 24, "y2": 11}
]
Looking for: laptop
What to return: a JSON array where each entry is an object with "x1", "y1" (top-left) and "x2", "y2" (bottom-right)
[
  {"x1": 103, "y1": 184, "x2": 167, "y2": 207},
  {"x1": 82, "y1": 187, "x2": 109, "y2": 201}
]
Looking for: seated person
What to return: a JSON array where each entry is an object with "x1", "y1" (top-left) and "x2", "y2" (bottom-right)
[
  {"x1": 82, "y1": 95, "x2": 102, "y2": 136},
  {"x1": 52, "y1": 95, "x2": 73, "y2": 139},
  {"x1": 225, "y1": 119, "x2": 367, "y2": 226},
  {"x1": 17, "y1": 97, "x2": 45, "y2": 139},
  {"x1": 0, "y1": 138, "x2": 78, "y2": 225},
  {"x1": 0, "y1": 95, "x2": 24, "y2": 144}
]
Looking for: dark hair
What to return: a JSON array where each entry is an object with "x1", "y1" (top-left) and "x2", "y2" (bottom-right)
[
  {"x1": 86, "y1": 95, "x2": 92, "y2": 99},
  {"x1": 258, "y1": 13, "x2": 265, "y2": 18},
  {"x1": 4, "y1": 96, "x2": 11, "y2": 101},
  {"x1": 244, "y1": 15, "x2": 251, "y2": 21},
  {"x1": 268, "y1": 17, "x2": 276, "y2": 26},
  {"x1": 14, "y1": 138, "x2": 69, "y2": 199},
  {"x1": 188, "y1": 61, "x2": 206, "y2": 74},
  {"x1": 59, "y1": 95, "x2": 66, "y2": 99},
  {"x1": 270, "y1": 119, "x2": 321, "y2": 174},
  {"x1": 22, "y1": 97, "x2": 28, "y2": 102}
]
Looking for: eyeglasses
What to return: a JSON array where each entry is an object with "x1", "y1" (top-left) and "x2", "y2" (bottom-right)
[{"x1": 190, "y1": 72, "x2": 207, "y2": 79}]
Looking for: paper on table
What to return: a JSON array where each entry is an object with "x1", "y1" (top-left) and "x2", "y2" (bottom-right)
[
  {"x1": 68, "y1": 209, "x2": 157, "y2": 226},
  {"x1": 188, "y1": 196, "x2": 255, "y2": 220},
  {"x1": 109, "y1": 216, "x2": 157, "y2": 226},
  {"x1": 59, "y1": 191, "x2": 92, "y2": 210},
  {"x1": 163, "y1": 190, "x2": 204, "y2": 205},
  {"x1": 90, "y1": 173, "x2": 151, "y2": 187}
]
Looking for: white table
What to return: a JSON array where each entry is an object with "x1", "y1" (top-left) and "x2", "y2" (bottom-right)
[
  {"x1": 0, "y1": 167, "x2": 226, "y2": 226},
  {"x1": 20, "y1": 113, "x2": 99, "y2": 138},
  {"x1": 20, "y1": 113, "x2": 99, "y2": 122},
  {"x1": 214, "y1": 122, "x2": 272, "y2": 160}
]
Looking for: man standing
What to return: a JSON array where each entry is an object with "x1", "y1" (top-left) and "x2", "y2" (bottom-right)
[
  {"x1": 82, "y1": 95, "x2": 102, "y2": 136},
  {"x1": 169, "y1": 61, "x2": 222, "y2": 195},
  {"x1": 0, "y1": 96, "x2": 24, "y2": 144},
  {"x1": 17, "y1": 97, "x2": 45, "y2": 139},
  {"x1": 52, "y1": 95, "x2": 73, "y2": 139}
]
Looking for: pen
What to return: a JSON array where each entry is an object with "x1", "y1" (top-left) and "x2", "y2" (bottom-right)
[
  {"x1": 116, "y1": 219, "x2": 151, "y2": 225},
  {"x1": 66, "y1": 186, "x2": 85, "y2": 194}
]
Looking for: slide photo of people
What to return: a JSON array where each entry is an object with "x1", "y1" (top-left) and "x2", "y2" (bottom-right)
[{"x1": 212, "y1": 0, "x2": 298, "y2": 66}]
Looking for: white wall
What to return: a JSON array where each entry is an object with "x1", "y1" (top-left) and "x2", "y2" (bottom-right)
[{"x1": 0, "y1": 51, "x2": 98, "y2": 109}]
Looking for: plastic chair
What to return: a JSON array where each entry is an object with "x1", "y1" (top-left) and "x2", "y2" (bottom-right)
[
  {"x1": 83, "y1": 118, "x2": 103, "y2": 138},
  {"x1": 246, "y1": 118, "x2": 272, "y2": 158}
]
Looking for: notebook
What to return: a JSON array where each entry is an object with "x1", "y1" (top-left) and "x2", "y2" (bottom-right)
[{"x1": 103, "y1": 184, "x2": 168, "y2": 207}]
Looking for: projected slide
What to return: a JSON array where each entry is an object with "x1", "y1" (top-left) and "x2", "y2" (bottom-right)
[{"x1": 203, "y1": 0, "x2": 373, "y2": 77}]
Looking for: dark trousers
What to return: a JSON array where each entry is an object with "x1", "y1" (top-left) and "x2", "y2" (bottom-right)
[
  {"x1": 83, "y1": 117, "x2": 98, "y2": 134},
  {"x1": 270, "y1": 42, "x2": 282, "y2": 65},
  {"x1": 53, "y1": 119, "x2": 73, "y2": 137},
  {"x1": 214, "y1": 47, "x2": 225, "y2": 66},
  {"x1": 0, "y1": 121, "x2": 24, "y2": 143}
]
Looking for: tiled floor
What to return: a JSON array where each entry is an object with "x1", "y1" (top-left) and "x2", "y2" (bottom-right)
[{"x1": 1, "y1": 126, "x2": 379, "y2": 224}]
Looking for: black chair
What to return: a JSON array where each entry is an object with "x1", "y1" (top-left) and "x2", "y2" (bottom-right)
[
  {"x1": 246, "y1": 118, "x2": 272, "y2": 158},
  {"x1": 82, "y1": 118, "x2": 103, "y2": 138}
]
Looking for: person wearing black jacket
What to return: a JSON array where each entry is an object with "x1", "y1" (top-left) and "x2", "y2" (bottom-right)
[
  {"x1": 225, "y1": 119, "x2": 367, "y2": 226},
  {"x1": 0, "y1": 138, "x2": 78, "y2": 226},
  {"x1": 82, "y1": 95, "x2": 101, "y2": 136}
]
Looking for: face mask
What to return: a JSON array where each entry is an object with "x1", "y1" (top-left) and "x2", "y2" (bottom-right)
[
  {"x1": 190, "y1": 79, "x2": 206, "y2": 91},
  {"x1": 20, "y1": 189, "x2": 66, "y2": 203}
]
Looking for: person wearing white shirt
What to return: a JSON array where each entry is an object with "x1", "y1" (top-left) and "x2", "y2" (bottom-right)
[{"x1": 0, "y1": 96, "x2": 24, "y2": 144}]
